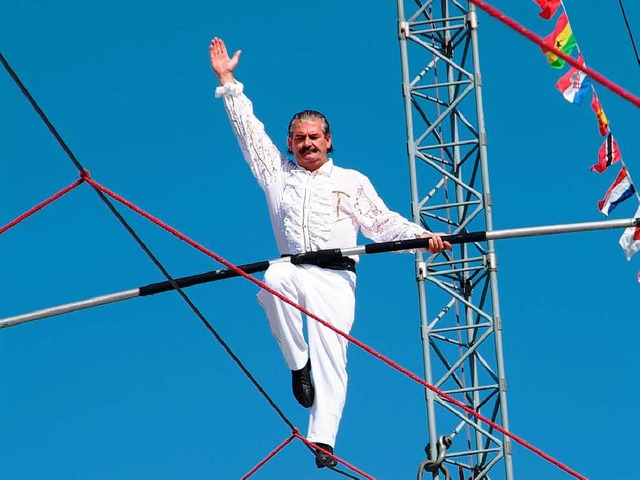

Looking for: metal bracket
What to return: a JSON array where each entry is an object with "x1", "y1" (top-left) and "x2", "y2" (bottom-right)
[
  {"x1": 468, "y1": 9, "x2": 478, "y2": 29},
  {"x1": 399, "y1": 21, "x2": 409, "y2": 39},
  {"x1": 499, "y1": 376, "x2": 508, "y2": 392},
  {"x1": 416, "y1": 261, "x2": 428, "y2": 280},
  {"x1": 487, "y1": 252, "x2": 498, "y2": 271}
]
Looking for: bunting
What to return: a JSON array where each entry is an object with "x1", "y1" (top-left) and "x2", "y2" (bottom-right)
[
  {"x1": 590, "y1": 134, "x2": 622, "y2": 173},
  {"x1": 597, "y1": 167, "x2": 636, "y2": 217},
  {"x1": 555, "y1": 56, "x2": 591, "y2": 104},
  {"x1": 533, "y1": 0, "x2": 562, "y2": 20},
  {"x1": 619, "y1": 205, "x2": 640, "y2": 260},
  {"x1": 533, "y1": 1, "x2": 638, "y2": 274},
  {"x1": 591, "y1": 92, "x2": 610, "y2": 136},
  {"x1": 542, "y1": 13, "x2": 577, "y2": 68}
]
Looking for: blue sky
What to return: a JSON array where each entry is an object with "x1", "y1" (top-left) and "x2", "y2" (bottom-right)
[{"x1": 1, "y1": 1, "x2": 639, "y2": 479}]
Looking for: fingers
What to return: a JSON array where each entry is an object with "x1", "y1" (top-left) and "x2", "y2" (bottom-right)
[
  {"x1": 426, "y1": 234, "x2": 451, "y2": 254},
  {"x1": 428, "y1": 236, "x2": 443, "y2": 253},
  {"x1": 209, "y1": 37, "x2": 227, "y2": 58}
]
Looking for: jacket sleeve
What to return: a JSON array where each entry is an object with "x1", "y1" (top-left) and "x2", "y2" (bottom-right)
[
  {"x1": 351, "y1": 172, "x2": 428, "y2": 243},
  {"x1": 215, "y1": 81, "x2": 291, "y2": 189}
]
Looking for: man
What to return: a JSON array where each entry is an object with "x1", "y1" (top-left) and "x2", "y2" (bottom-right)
[{"x1": 209, "y1": 37, "x2": 450, "y2": 469}]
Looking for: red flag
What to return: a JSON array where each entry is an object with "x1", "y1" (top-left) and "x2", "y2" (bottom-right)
[
  {"x1": 533, "y1": 0, "x2": 562, "y2": 19},
  {"x1": 591, "y1": 92, "x2": 610, "y2": 136},
  {"x1": 590, "y1": 133, "x2": 622, "y2": 173}
]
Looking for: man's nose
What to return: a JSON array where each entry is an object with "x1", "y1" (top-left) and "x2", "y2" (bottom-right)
[{"x1": 302, "y1": 136, "x2": 312, "y2": 146}]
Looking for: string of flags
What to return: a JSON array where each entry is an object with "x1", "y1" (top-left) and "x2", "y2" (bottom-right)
[{"x1": 534, "y1": 0, "x2": 640, "y2": 273}]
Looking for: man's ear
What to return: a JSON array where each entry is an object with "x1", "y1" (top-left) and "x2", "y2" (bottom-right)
[
  {"x1": 326, "y1": 134, "x2": 332, "y2": 149},
  {"x1": 287, "y1": 136, "x2": 293, "y2": 152}
]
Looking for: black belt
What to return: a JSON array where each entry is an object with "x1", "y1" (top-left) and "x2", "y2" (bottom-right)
[{"x1": 281, "y1": 254, "x2": 356, "y2": 273}]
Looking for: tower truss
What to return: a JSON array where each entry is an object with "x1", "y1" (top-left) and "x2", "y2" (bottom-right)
[{"x1": 396, "y1": 1, "x2": 514, "y2": 478}]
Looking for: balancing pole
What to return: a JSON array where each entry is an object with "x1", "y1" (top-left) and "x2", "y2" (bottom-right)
[{"x1": 1, "y1": 216, "x2": 637, "y2": 330}]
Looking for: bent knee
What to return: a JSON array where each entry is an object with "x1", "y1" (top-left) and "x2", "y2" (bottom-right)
[{"x1": 262, "y1": 262, "x2": 298, "y2": 290}]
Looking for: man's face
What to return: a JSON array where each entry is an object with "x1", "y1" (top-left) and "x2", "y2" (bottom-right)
[{"x1": 287, "y1": 120, "x2": 332, "y2": 172}]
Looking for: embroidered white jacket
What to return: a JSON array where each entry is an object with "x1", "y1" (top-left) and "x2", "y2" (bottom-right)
[{"x1": 216, "y1": 81, "x2": 427, "y2": 258}]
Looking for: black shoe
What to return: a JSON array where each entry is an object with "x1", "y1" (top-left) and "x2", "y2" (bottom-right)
[
  {"x1": 291, "y1": 359, "x2": 314, "y2": 408},
  {"x1": 314, "y1": 443, "x2": 337, "y2": 469}
]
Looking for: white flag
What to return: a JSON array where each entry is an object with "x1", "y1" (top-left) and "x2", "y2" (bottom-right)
[{"x1": 619, "y1": 203, "x2": 640, "y2": 260}]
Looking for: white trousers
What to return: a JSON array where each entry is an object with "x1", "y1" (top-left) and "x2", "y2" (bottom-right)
[{"x1": 257, "y1": 262, "x2": 356, "y2": 447}]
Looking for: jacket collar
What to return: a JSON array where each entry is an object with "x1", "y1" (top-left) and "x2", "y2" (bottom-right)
[{"x1": 294, "y1": 158, "x2": 334, "y2": 176}]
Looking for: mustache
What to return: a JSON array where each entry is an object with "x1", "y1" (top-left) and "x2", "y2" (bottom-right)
[{"x1": 300, "y1": 146, "x2": 318, "y2": 154}]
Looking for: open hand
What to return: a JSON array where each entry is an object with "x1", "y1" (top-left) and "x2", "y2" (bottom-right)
[{"x1": 210, "y1": 37, "x2": 241, "y2": 85}]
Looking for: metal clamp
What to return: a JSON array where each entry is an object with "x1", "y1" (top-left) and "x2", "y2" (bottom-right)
[{"x1": 417, "y1": 435, "x2": 452, "y2": 480}]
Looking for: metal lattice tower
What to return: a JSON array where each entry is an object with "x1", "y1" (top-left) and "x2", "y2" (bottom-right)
[{"x1": 396, "y1": 1, "x2": 514, "y2": 479}]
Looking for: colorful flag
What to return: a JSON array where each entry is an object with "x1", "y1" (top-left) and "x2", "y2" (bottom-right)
[
  {"x1": 591, "y1": 91, "x2": 610, "y2": 136},
  {"x1": 598, "y1": 167, "x2": 636, "y2": 216},
  {"x1": 619, "y1": 204, "x2": 640, "y2": 260},
  {"x1": 590, "y1": 133, "x2": 622, "y2": 173},
  {"x1": 555, "y1": 56, "x2": 591, "y2": 104},
  {"x1": 542, "y1": 13, "x2": 577, "y2": 68},
  {"x1": 533, "y1": 0, "x2": 562, "y2": 20}
]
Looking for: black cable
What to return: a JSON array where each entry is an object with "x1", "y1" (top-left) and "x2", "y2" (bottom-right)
[
  {"x1": 618, "y1": 0, "x2": 640, "y2": 67},
  {"x1": 95, "y1": 195, "x2": 296, "y2": 431},
  {"x1": 0, "y1": 50, "x2": 295, "y2": 431},
  {"x1": 0, "y1": 52, "x2": 84, "y2": 172},
  {"x1": 328, "y1": 467, "x2": 362, "y2": 479}
]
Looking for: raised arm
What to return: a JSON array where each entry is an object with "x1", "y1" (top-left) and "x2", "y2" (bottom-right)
[
  {"x1": 210, "y1": 37, "x2": 292, "y2": 189},
  {"x1": 210, "y1": 37, "x2": 242, "y2": 85}
]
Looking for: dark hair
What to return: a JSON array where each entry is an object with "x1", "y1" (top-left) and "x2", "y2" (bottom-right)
[{"x1": 287, "y1": 109, "x2": 334, "y2": 153}]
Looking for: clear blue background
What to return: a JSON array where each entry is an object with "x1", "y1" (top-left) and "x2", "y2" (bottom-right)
[{"x1": 1, "y1": 1, "x2": 639, "y2": 479}]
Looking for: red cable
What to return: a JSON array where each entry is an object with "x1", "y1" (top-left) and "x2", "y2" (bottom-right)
[
  {"x1": 467, "y1": 0, "x2": 640, "y2": 108},
  {"x1": 241, "y1": 433, "x2": 297, "y2": 480},
  {"x1": 0, "y1": 177, "x2": 84, "y2": 235},
  {"x1": 294, "y1": 433, "x2": 376, "y2": 480},
  {"x1": 85, "y1": 177, "x2": 587, "y2": 480}
]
